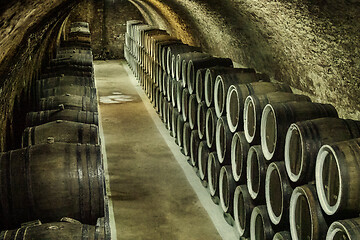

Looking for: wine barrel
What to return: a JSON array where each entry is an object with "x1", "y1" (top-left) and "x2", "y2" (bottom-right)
[
  {"x1": 214, "y1": 69, "x2": 259, "y2": 118},
  {"x1": 162, "y1": 99, "x2": 169, "y2": 125},
  {"x1": 246, "y1": 145, "x2": 268, "y2": 203},
  {"x1": 26, "y1": 109, "x2": 98, "y2": 127},
  {"x1": 273, "y1": 231, "x2": 292, "y2": 240},
  {"x1": 198, "y1": 141, "x2": 210, "y2": 181},
  {"x1": 166, "y1": 74, "x2": 172, "y2": 102},
  {"x1": 158, "y1": 92, "x2": 165, "y2": 120},
  {"x1": 289, "y1": 184, "x2": 328, "y2": 240},
  {"x1": 171, "y1": 108, "x2": 179, "y2": 138},
  {"x1": 40, "y1": 70, "x2": 93, "y2": 79},
  {"x1": 326, "y1": 218, "x2": 360, "y2": 240},
  {"x1": 176, "y1": 81, "x2": 184, "y2": 113},
  {"x1": 158, "y1": 68, "x2": 164, "y2": 92},
  {"x1": 231, "y1": 131, "x2": 250, "y2": 183},
  {"x1": 22, "y1": 120, "x2": 99, "y2": 146},
  {"x1": 182, "y1": 122, "x2": 191, "y2": 156},
  {"x1": 171, "y1": 78, "x2": 177, "y2": 107},
  {"x1": 60, "y1": 40, "x2": 92, "y2": 49},
  {"x1": 177, "y1": 52, "x2": 212, "y2": 85},
  {"x1": 155, "y1": 87, "x2": 161, "y2": 113},
  {"x1": 0, "y1": 143, "x2": 104, "y2": 228},
  {"x1": 285, "y1": 118, "x2": 360, "y2": 184},
  {"x1": 226, "y1": 81, "x2": 291, "y2": 132},
  {"x1": 243, "y1": 92, "x2": 311, "y2": 145},
  {"x1": 215, "y1": 117, "x2": 233, "y2": 165},
  {"x1": 250, "y1": 205, "x2": 275, "y2": 240},
  {"x1": 233, "y1": 185, "x2": 256, "y2": 238},
  {"x1": 260, "y1": 101, "x2": 338, "y2": 161},
  {"x1": 197, "y1": 101, "x2": 207, "y2": 140},
  {"x1": 159, "y1": 41, "x2": 183, "y2": 71},
  {"x1": 265, "y1": 161, "x2": 293, "y2": 226},
  {"x1": 190, "y1": 130, "x2": 200, "y2": 167},
  {"x1": 195, "y1": 69, "x2": 207, "y2": 103},
  {"x1": 189, "y1": 94, "x2": 198, "y2": 130},
  {"x1": 39, "y1": 86, "x2": 97, "y2": 100},
  {"x1": 0, "y1": 218, "x2": 105, "y2": 239},
  {"x1": 219, "y1": 165, "x2": 236, "y2": 216},
  {"x1": 181, "y1": 88, "x2": 190, "y2": 122},
  {"x1": 153, "y1": 37, "x2": 180, "y2": 64},
  {"x1": 143, "y1": 29, "x2": 167, "y2": 52},
  {"x1": 315, "y1": 138, "x2": 360, "y2": 216},
  {"x1": 37, "y1": 95, "x2": 98, "y2": 112},
  {"x1": 208, "y1": 152, "x2": 221, "y2": 199},
  {"x1": 205, "y1": 107, "x2": 217, "y2": 149},
  {"x1": 126, "y1": 20, "x2": 142, "y2": 37},
  {"x1": 162, "y1": 72, "x2": 168, "y2": 97},
  {"x1": 57, "y1": 48, "x2": 93, "y2": 56},
  {"x1": 167, "y1": 102, "x2": 173, "y2": 131},
  {"x1": 187, "y1": 57, "x2": 233, "y2": 93},
  {"x1": 50, "y1": 56, "x2": 93, "y2": 67},
  {"x1": 176, "y1": 115, "x2": 185, "y2": 147},
  {"x1": 166, "y1": 44, "x2": 200, "y2": 77},
  {"x1": 36, "y1": 76, "x2": 95, "y2": 91}
]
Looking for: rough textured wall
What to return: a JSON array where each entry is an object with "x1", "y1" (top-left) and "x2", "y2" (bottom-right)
[
  {"x1": 69, "y1": 0, "x2": 144, "y2": 59},
  {"x1": 0, "y1": 0, "x2": 77, "y2": 151},
  {"x1": 129, "y1": 0, "x2": 360, "y2": 119}
]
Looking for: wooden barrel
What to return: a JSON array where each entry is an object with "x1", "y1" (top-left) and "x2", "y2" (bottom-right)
[
  {"x1": 219, "y1": 165, "x2": 236, "y2": 216},
  {"x1": 326, "y1": 218, "x2": 360, "y2": 240},
  {"x1": 36, "y1": 76, "x2": 95, "y2": 91},
  {"x1": 176, "y1": 81, "x2": 184, "y2": 113},
  {"x1": 57, "y1": 48, "x2": 93, "y2": 56},
  {"x1": 176, "y1": 115, "x2": 185, "y2": 147},
  {"x1": 187, "y1": 57, "x2": 233, "y2": 93},
  {"x1": 285, "y1": 118, "x2": 360, "y2": 184},
  {"x1": 50, "y1": 57, "x2": 93, "y2": 67},
  {"x1": 171, "y1": 79, "x2": 177, "y2": 107},
  {"x1": 161, "y1": 97, "x2": 168, "y2": 124},
  {"x1": 231, "y1": 131, "x2": 250, "y2": 183},
  {"x1": 181, "y1": 88, "x2": 190, "y2": 122},
  {"x1": 246, "y1": 145, "x2": 268, "y2": 203},
  {"x1": 158, "y1": 92, "x2": 165, "y2": 120},
  {"x1": 44, "y1": 64, "x2": 93, "y2": 74},
  {"x1": 37, "y1": 95, "x2": 98, "y2": 112},
  {"x1": 0, "y1": 218, "x2": 105, "y2": 239},
  {"x1": 189, "y1": 94, "x2": 198, "y2": 130},
  {"x1": 244, "y1": 92, "x2": 311, "y2": 144},
  {"x1": 214, "y1": 69, "x2": 259, "y2": 118},
  {"x1": 155, "y1": 87, "x2": 161, "y2": 113},
  {"x1": 260, "y1": 101, "x2": 338, "y2": 161},
  {"x1": 265, "y1": 161, "x2": 293, "y2": 226},
  {"x1": 171, "y1": 108, "x2": 179, "y2": 138},
  {"x1": 198, "y1": 141, "x2": 210, "y2": 181},
  {"x1": 177, "y1": 52, "x2": 211, "y2": 84},
  {"x1": 226, "y1": 81, "x2": 291, "y2": 133},
  {"x1": 22, "y1": 120, "x2": 99, "y2": 146},
  {"x1": 26, "y1": 109, "x2": 98, "y2": 127},
  {"x1": 190, "y1": 130, "x2": 200, "y2": 167},
  {"x1": 273, "y1": 231, "x2": 292, "y2": 240},
  {"x1": 315, "y1": 138, "x2": 360, "y2": 216},
  {"x1": 208, "y1": 152, "x2": 221, "y2": 199},
  {"x1": 167, "y1": 102, "x2": 173, "y2": 131},
  {"x1": 153, "y1": 38, "x2": 180, "y2": 64},
  {"x1": 126, "y1": 20, "x2": 142, "y2": 37},
  {"x1": 215, "y1": 117, "x2": 233, "y2": 164},
  {"x1": 166, "y1": 44, "x2": 200, "y2": 77},
  {"x1": 60, "y1": 40, "x2": 92, "y2": 49},
  {"x1": 182, "y1": 122, "x2": 191, "y2": 156},
  {"x1": 0, "y1": 143, "x2": 104, "y2": 228},
  {"x1": 39, "y1": 86, "x2": 97, "y2": 100},
  {"x1": 159, "y1": 42, "x2": 182, "y2": 71},
  {"x1": 233, "y1": 185, "x2": 256, "y2": 237},
  {"x1": 195, "y1": 68, "x2": 207, "y2": 103},
  {"x1": 250, "y1": 205, "x2": 275, "y2": 240},
  {"x1": 289, "y1": 184, "x2": 328, "y2": 240},
  {"x1": 205, "y1": 107, "x2": 217, "y2": 149},
  {"x1": 144, "y1": 30, "x2": 168, "y2": 55},
  {"x1": 162, "y1": 72, "x2": 168, "y2": 97},
  {"x1": 197, "y1": 101, "x2": 207, "y2": 140},
  {"x1": 166, "y1": 75, "x2": 172, "y2": 102}
]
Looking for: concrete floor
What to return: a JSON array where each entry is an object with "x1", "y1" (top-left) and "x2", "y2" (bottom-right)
[{"x1": 94, "y1": 60, "x2": 238, "y2": 240}]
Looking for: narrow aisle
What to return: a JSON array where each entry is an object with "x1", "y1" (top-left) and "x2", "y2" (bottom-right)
[{"x1": 94, "y1": 60, "x2": 222, "y2": 240}]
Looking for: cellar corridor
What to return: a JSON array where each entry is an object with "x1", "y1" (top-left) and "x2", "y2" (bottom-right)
[{"x1": 94, "y1": 60, "x2": 235, "y2": 240}]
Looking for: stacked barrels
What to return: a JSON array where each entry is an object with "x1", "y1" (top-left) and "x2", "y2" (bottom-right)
[
  {"x1": 0, "y1": 22, "x2": 109, "y2": 239},
  {"x1": 125, "y1": 21, "x2": 360, "y2": 240}
]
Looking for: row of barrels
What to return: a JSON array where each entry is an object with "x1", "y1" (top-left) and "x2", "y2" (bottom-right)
[
  {"x1": 124, "y1": 20, "x2": 360, "y2": 240},
  {"x1": 0, "y1": 22, "x2": 109, "y2": 239}
]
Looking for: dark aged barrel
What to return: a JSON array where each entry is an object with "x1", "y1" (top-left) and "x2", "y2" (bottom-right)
[
  {"x1": 205, "y1": 107, "x2": 217, "y2": 149},
  {"x1": 196, "y1": 68, "x2": 207, "y2": 103},
  {"x1": 143, "y1": 29, "x2": 167, "y2": 52},
  {"x1": 250, "y1": 205, "x2": 275, "y2": 240},
  {"x1": 162, "y1": 99, "x2": 169, "y2": 125},
  {"x1": 171, "y1": 79, "x2": 177, "y2": 107},
  {"x1": 326, "y1": 218, "x2": 360, "y2": 240},
  {"x1": 197, "y1": 101, "x2": 207, "y2": 140},
  {"x1": 178, "y1": 52, "x2": 212, "y2": 86},
  {"x1": 160, "y1": 41, "x2": 183, "y2": 71},
  {"x1": 39, "y1": 86, "x2": 97, "y2": 99},
  {"x1": 158, "y1": 92, "x2": 165, "y2": 120},
  {"x1": 273, "y1": 231, "x2": 292, "y2": 240},
  {"x1": 226, "y1": 81, "x2": 291, "y2": 132},
  {"x1": 189, "y1": 94, "x2": 198, "y2": 130},
  {"x1": 57, "y1": 48, "x2": 93, "y2": 55},
  {"x1": 155, "y1": 87, "x2": 161, "y2": 113},
  {"x1": 219, "y1": 165, "x2": 236, "y2": 216},
  {"x1": 162, "y1": 72, "x2": 168, "y2": 97},
  {"x1": 182, "y1": 122, "x2": 191, "y2": 156},
  {"x1": 167, "y1": 44, "x2": 200, "y2": 77},
  {"x1": 0, "y1": 143, "x2": 104, "y2": 228},
  {"x1": 208, "y1": 152, "x2": 221, "y2": 199},
  {"x1": 41, "y1": 70, "x2": 93, "y2": 79},
  {"x1": 52, "y1": 56, "x2": 93, "y2": 67},
  {"x1": 231, "y1": 131, "x2": 250, "y2": 183},
  {"x1": 260, "y1": 101, "x2": 338, "y2": 161},
  {"x1": 0, "y1": 219, "x2": 105, "y2": 240},
  {"x1": 171, "y1": 108, "x2": 179, "y2": 138},
  {"x1": 166, "y1": 74, "x2": 172, "y2": 102},
  {"x1": 190, "y1": 130, "x2": 200, "y2": 167},
  {"x1": 176, "y1": 115, "x2": 185, "y2": 147},
  {"x1": 247, "y1": 145, "x2": 268, "y2": 203},
  {"x1": 290, "y1": 184, "x2": 328, "y2": 240},
  {"x1": 244, "y1": 92, "x2": 311, "y2": 145},
  {"x1": 234, "y1": 185, "x2": 256, "y2": 238},
  {"x1": 181, "y1": 88, "x2": 190, "y2": 121},
  {"x1": 198, "y1": 141, "x2": 210, "y2": 181},
  {"x1": 215, "y1": 117, "x2": 233, "y2": 165},
  {"x1": 26, "y1": 109, "x2": 99, "y2": 127},
  {"x1": 126, "y1": 20, "x2": 142, "y2": 37},
  {"x1": 265, "y1": 162, "x2": 293, "y2": 226},
  {"x1": 285, "y1": 118, "x2": 360, "y2": 184},
  {"x1": 36, "y1": 76, "x2": 95, "y2": 90},
  {"x1": 37, "y1": 95, "x2": 98, "y2": 112},
  {"x1": 153, "y1": 37, "x2": 180, "y2": 64},
  {"x1": 214, "y1": 69, "x2": 259, "y2": 118},
  {"x1": 167, "y1": 102, "x2": 173, "y2": 131},
  {"x1": 187, "y1": 57, "x2": 233, "y2": 93},
  {"x1": 315, "y1": 138, "x2": 360, "y2": 216},
  {"x1": 176, "y1": 81, "x2": 184, "y2": 113},
  {"x1": 22, "y1": 120, "x2": 99, "y2": 146}
]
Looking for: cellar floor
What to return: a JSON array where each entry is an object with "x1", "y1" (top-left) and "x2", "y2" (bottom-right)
[{"x1": 94, "y1": 60, "x2": 238, "y2": 240}]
